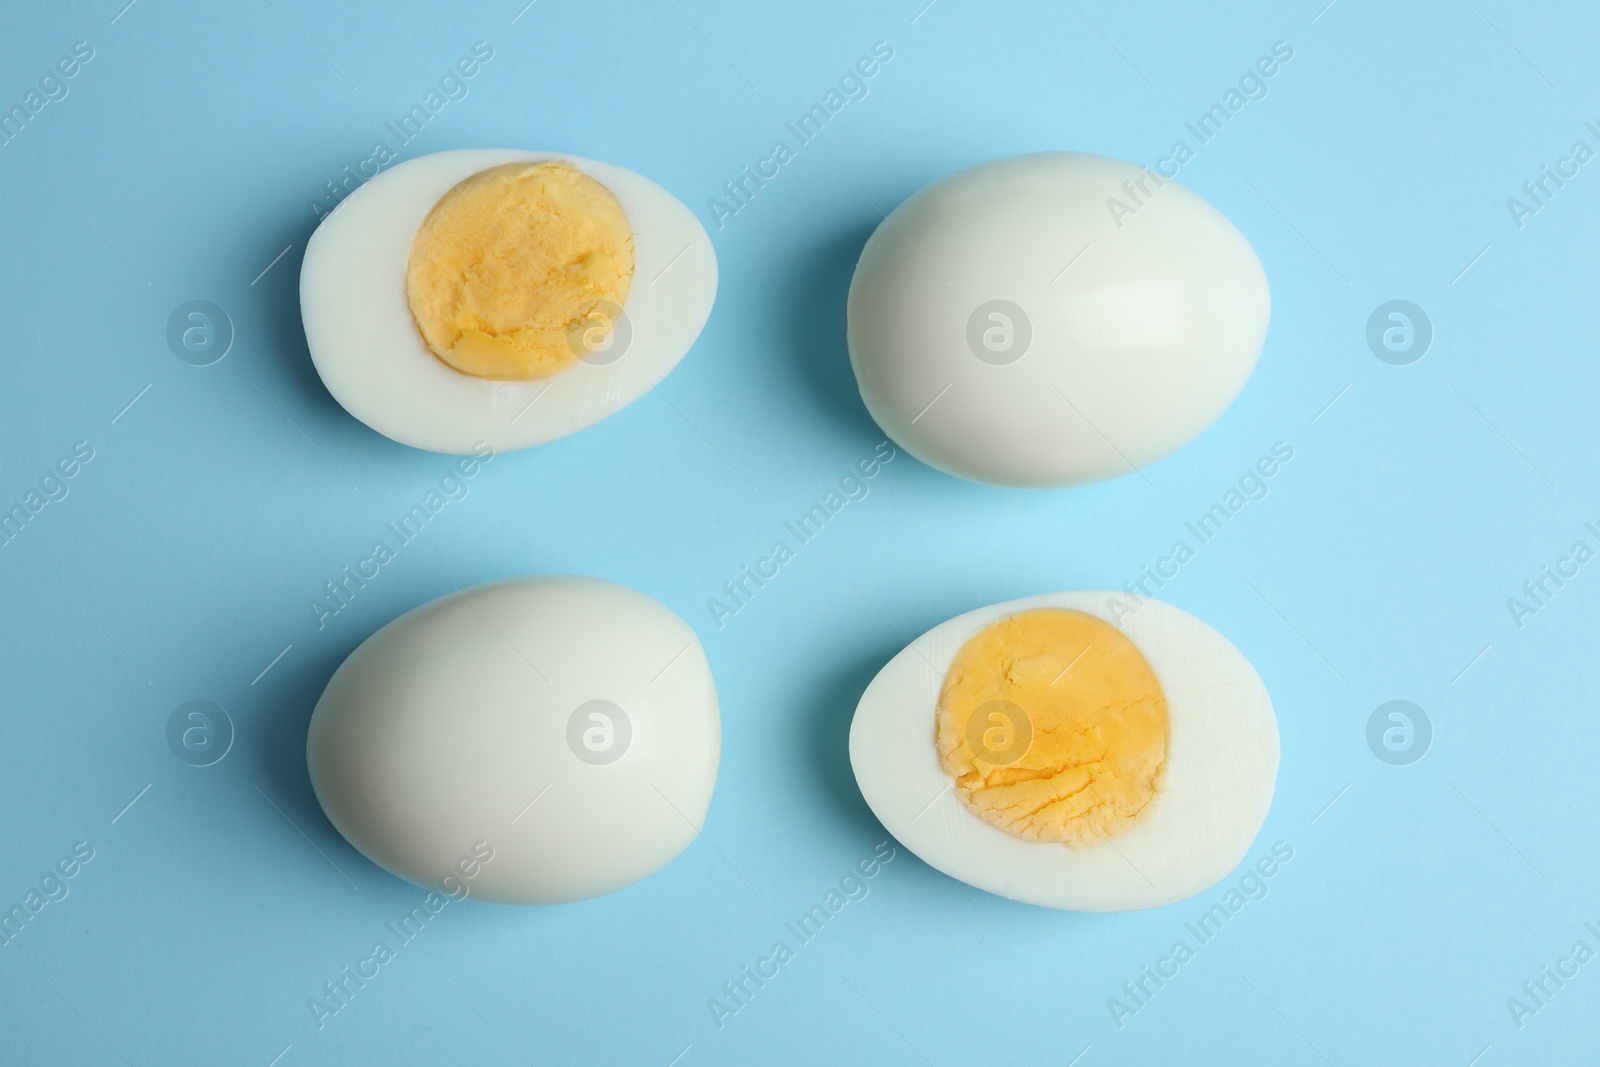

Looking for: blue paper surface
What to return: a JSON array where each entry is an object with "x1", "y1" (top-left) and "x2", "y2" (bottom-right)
[{"x1": 1, "y1": 1, "x2": 1596, "y2": 1063}]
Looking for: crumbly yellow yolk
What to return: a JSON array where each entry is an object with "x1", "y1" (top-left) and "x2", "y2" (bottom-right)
[
  {"x1": 935, "y1": 608, "x2": 1168, "y2": 847},
  {"x1": 404, "y1": 161, "x2": 635, "y2": 380}
]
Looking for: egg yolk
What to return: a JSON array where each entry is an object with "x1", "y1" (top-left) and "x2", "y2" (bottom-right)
[
  {"x1": 405, "y1": 161, "x2": 635, "y2": 380},
  {"x1": 935, "y1": 608, "x2": 1168, "y2": 847}
]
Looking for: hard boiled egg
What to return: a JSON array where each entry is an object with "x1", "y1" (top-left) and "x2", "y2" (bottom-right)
[
  {"x1": 849, "y1": 591, "x2": 1278, "y2": 911},
  {"x1": 301, "y1": 150, "x2": 717, "y2": 454},
  {"x1": 306, "y1": 575, "x2": 720, "y2": 905},
  {"x1": 847, "y1": 152, "x2": 1269, "y2": 487}
]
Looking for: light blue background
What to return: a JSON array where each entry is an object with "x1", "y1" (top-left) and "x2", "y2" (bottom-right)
[{"x1": 2, "y1": 0, "x2": 1596, "y2": 1063}]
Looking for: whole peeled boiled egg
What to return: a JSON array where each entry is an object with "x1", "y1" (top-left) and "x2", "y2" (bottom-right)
[
  {"x1": 301, "y1": 150, "x2": 717, "y2": 454},
  {"x1": 306, "y1": 575, "x2": 720, "y2": 905},
  {"x1": 847, "y1": 152, "x2": 1269, "y2": 487},
  {"x1": 849, "y1": 591, "x2": 1278, "y2": 911}
]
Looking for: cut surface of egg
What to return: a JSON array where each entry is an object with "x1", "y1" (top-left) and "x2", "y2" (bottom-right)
[
  {"x1": 301, "y1": 150, "x2": 717, "y2": 454},
  {"x1": 850, "y1": 591, "x2": 1278, "y2": 911},
  {"x1": 307, "y1": 575, "x2": 720, "y2": 905},
  {"x1": 847, "y1": 152, "x2": 1270, "y2": 488}
]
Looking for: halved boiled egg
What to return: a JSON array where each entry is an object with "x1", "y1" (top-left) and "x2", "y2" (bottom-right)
[
  {"x1": 849, "y1": 591, "x2": 1278, "y2": 911},
  {"x1": 301, "y1": 150, "x2": 717, "y2": 454}
]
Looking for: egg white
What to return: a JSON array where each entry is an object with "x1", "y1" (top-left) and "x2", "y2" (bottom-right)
[
  {"x1": 848, "y1": 591, "x2": 1279, "y2": 911},
  {"x1": 300, "y1": 149, "x2": 717, "y2": 454}
]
